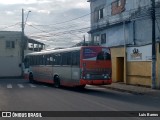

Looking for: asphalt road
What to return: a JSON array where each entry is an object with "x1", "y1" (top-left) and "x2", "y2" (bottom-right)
[{"x1": 0, "y1": 79, "x2": 160, "y2": 120}]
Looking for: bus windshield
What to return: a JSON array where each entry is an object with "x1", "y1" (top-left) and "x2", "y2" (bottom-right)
[{"x1": 82, "y1": 47, "x2": 111, "y2": 61}]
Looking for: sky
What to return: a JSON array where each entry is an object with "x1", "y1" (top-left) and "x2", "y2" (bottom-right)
[{"x1": 0, "y1": 0, "x2": 90, "y2": 49}]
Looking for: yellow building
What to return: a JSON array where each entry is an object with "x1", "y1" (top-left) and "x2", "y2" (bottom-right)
[{"x1": 111, "y1": 44, "x2": 160, "y2": 88}]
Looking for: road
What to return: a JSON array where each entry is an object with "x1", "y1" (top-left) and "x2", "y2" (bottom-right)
[{"x1": 0, "y1": 79, "x2": 159, "y2": 120}]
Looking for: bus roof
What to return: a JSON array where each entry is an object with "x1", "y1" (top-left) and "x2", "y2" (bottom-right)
[
  {"x1": 26, "y1": 46, "x2": 109, "y2": 56},
  {"x1": 26, "y1": 47, "x2": 81, "y2": 56}
]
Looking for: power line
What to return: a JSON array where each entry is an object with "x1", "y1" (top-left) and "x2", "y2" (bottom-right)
[
  {"x1": 32, "y1": 13, "x2": 90, "y2": 27},
  {"x1": 0, "y1": 22, "x2": 21, "y2": 30},
  {"x1": 27, "y1": 2, "x2": 160, "y2": 41}
]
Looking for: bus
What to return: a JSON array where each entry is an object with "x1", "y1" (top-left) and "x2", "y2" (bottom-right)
[{"x1": 23, "y1": 46, "x2": 112, "y2": 88}]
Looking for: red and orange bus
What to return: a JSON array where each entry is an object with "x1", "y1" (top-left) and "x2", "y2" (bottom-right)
[{"x1": 24, "y1": 46, "x2": 112, "y2": 88}]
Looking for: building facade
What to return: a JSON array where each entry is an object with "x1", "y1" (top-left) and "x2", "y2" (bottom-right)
[
  {"x1": 0, "y1": 31, "x2": 45, "y2": 78},
  {"x1": 88, "y1": 0, "x2": 160, "y2": 88}
]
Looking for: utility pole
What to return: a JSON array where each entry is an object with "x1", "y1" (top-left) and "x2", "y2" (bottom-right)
[
  {"x1": 21, "y1": 8, "x2": 24, "y2": 76},
  {"x1": 151, "y1": 0, "x2": 156, "y2": 89},
  {"x1": 83, "y1": 35, "x2": 86, "y2": 46}
]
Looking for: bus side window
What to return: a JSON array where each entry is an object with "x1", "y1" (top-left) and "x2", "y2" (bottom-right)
[
  {"x1": 39, "y1": 55, "x2": 43, "y2": 65},
  {"x1": 105, "y1": 53, "x2": 111, "y2": 60},
  {"x1": 49, "y1": 55, "x2": 53, "y2": 65},
  {"x1": 42, "y1": 55, "x2": 46, "y2": 65},
  {"x1": 46, "y1": 55, "x2": 50, "y2": 65},
  {"x1": 72, "y1": 51, "x2": 80, "y2": 66},
  {"x1": 53, "y1": 53, "x2": 61, "y2": 65},
  {"x1": 62, "y1": 52, "x2": 71, "y2": 66},
  {"x1": 37, "y1": 55, "x2": 40, "y2": 65},
  {"x1": 97, "y1": 52, "x2": 111, "y2": 60},
  {"x1": 24, "y1": 57, "x2": 29, "y2": 68}
]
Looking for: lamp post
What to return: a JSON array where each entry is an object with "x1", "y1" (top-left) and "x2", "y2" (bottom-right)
[{"x1": 21, "y1": 8, "x2": 31, "y2": 76}]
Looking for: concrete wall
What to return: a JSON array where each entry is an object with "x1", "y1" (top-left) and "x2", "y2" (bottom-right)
[
  {"x1": 126, "y1": 62, "x2": 151, "y2": 86},
  {"x1": 0, "y1": 57, "x2": 21, "y2": 77},
  {"x1": 0, "y1": 31, "x2": 22, "y2": 77},
  {"x1": 110, "y1": 44, "x2": 160, "y2": 87},
  {"x1": 156, "y1": 43, "x2": 160, "y2": 88},
  {"x1": 110, "y1": 47, "x2": 125, "y2": 83}
]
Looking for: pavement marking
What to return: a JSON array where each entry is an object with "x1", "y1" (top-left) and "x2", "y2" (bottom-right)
[
  {"x1": 17, "y1": 84, "x2": 24, "y2": 88},
  {"x1": 29, "y1": 84, "x2": 36, "y2": 88},
  {"x1": 7, "y1": 84, "x2": 12, "y2": 89}
]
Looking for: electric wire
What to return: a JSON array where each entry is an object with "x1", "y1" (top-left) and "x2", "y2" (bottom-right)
[{"x1": 0, "y1": 22, "x2": 21, "y2": 30}]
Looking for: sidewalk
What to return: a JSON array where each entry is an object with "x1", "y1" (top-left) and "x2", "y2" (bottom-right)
[{"x1": 102, "y1": 82, "x2": 160, "y2": 97}]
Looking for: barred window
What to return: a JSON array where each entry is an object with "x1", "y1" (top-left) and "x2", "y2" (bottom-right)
[{"x1": 6, "y1": 41, "x2": 15, "y2": 48}]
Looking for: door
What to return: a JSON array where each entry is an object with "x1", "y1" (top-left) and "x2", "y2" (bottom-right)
[{"x1": 116, "y1": 57, "x2": 124, "y2": 82}]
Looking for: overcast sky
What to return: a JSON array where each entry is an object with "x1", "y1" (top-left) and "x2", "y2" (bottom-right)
[{"x1": 0, "y1": 0, "x2": 90, "y2": 49}]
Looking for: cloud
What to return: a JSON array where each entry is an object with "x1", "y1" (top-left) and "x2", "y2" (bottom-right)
[
  {"x1": 0, "y1": 0, "x2": 90, "y2": 48},
  {"x1": 0, "y1": 0, "x2": 51, "y2": 5},
  {"x1": 37, "y1": 10, "x2": 50, "y2": 14},
  {"x1": 74, "y1": 2, "x2": 90, "y2": 9},
  {"x1": 5, "y1": 11, "x2": 15, "y2": 15}
]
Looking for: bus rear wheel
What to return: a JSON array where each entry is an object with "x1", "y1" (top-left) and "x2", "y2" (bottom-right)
[{"x1": 54, "y1": 76, "x2": 60, "y2": 88}]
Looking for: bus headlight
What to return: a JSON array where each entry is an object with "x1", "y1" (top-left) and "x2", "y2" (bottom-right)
[
  {"x1": 86, "y1": 74, "x2": 90, "y2": 79},
  {"x1": 104, "y1": 75, "x2": 107, "y2": 79},
  {"x1": 103, "y1": 74, "x2": 109, "y2": 79}
]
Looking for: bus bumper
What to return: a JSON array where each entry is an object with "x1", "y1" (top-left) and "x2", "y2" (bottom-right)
[{"x1": 80, "y1": 79, "x2": 112, "y2": 85}]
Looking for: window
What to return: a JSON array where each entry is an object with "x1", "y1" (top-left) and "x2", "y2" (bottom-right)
[
  {"x1": 101, "y1": 33, "x2": 106, "y2": 44},
  {"x1": 53, "y1": 53, "x2": 62, "y2": 65},
  {"x1": 118, "y1": 0, "x2": 121, "y2": 6},
  {"x1": 6, "y1": 41, "x2": 15, "y2": 48},
  {"x1": 62, "y1": 52, "x2": 71, "y2": 65},
  {"x1": 97, "y1": 52, "x2": 111, "y2": 60},
  {"x1": 72, "y1": 51, "x2": 80, "y2": 66},
  {"x1": 94, "y1": 7, "x2": 104, "y2": 22},
  {"x1": 42, "y1": 55, "x2": 47, "y2": 65},
  {"x1": 111, "y1": 0, "x2": 126, "y2": 15},
  {"x1": 99, "y1": 8, "x2": 104, "y2": 19},
  {"x1": 24, "y1": 57, "x2": 29, "y2": 68},
  {"x1": 93, "y1": 35, "x2": 100, "y2": 45},
  {"x1": 46, "y1": 55, "x2": 50, "y2": 65}
]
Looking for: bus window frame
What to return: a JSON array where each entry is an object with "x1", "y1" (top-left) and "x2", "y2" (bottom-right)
[{"x1": 71, "y1": 50, "x2": 80, "y2": 67}]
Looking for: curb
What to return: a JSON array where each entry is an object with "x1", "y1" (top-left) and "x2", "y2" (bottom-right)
[{"x1": 101, "y1": 85, "x2": 145, "y2": 95}]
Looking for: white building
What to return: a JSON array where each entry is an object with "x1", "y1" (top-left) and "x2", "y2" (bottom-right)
[{"x1": 0, "y1": 31, "x2": 45, "y2": 78}]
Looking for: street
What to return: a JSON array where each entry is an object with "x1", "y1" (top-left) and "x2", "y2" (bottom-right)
[{"x1": 0, "y1": 79, "x2": 160, "y2": 120}]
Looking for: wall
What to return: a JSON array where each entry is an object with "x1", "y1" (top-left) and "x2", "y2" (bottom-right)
[
  {"x1": 156, "y1": 43, "x2": 160, "y2": 88},
  {"x1": 127, "y1": 62, "x2": 151, "y2": 86},
  {"x1": 110, "y1": 47, "x2": 125, "y2": 83},
  {"x1": 111, "y1": 44, "x2": 160, "y2": 87},
  {"x1": 0, "y1": 31, "x2": 22, "y2": 77}
]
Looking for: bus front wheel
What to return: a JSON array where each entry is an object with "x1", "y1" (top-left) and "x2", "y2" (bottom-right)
[{"x1": 54, "y1": 76, "x2": 60, "y2": 88}]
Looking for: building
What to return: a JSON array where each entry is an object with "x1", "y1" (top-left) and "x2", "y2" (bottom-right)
[
  {"x1": 88, "y1": 0, "x2": 160, "y2": 88},
  {"x1": 0, "y1": 31, "x2": 45, "y2": 78}
]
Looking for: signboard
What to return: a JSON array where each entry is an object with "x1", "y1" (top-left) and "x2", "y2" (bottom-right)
[
  {"x1": 127, "y1": 45, "x2": 152, "y2": 61},
  {"x1": 83, "y1": 47, "x2": 110, "y2": 60}
]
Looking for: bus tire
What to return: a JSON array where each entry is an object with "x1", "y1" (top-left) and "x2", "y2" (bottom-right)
[
  {"x1": 54, "y1": 75, "x2": 60, "y2": 88},
  {"x1": 29, "y1": 73, "x2": 34, "y2": 83}
]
